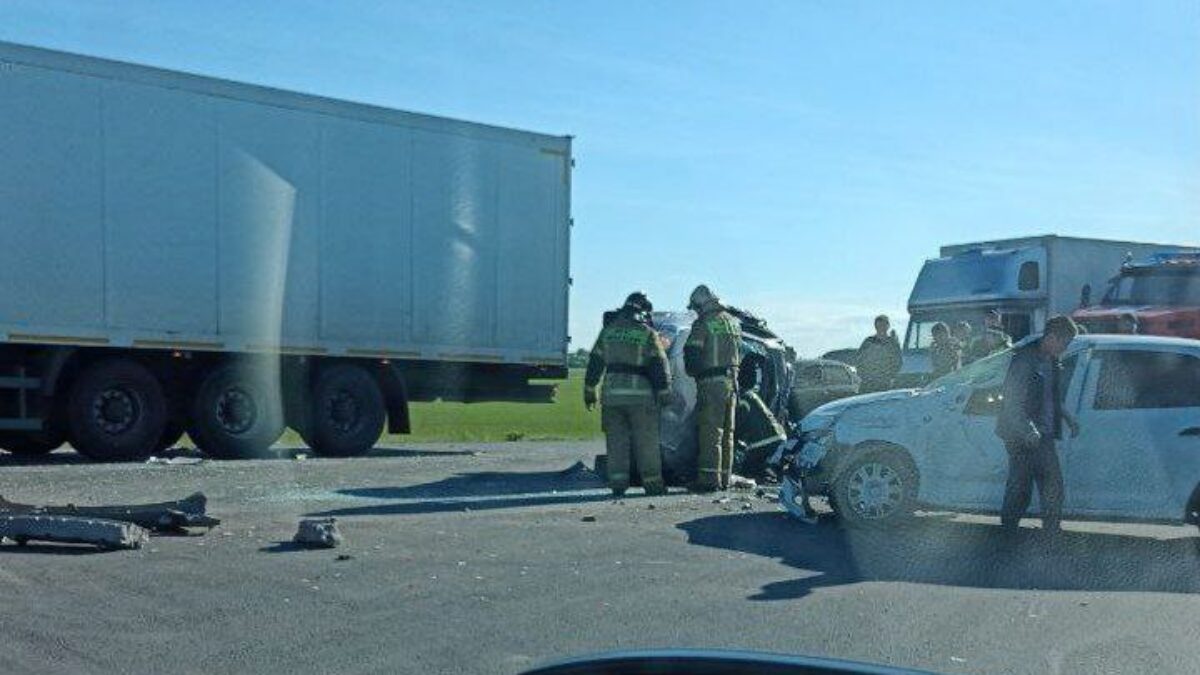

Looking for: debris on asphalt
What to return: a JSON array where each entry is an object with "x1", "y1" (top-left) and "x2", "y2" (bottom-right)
[
  {"x1": 293, "y1": 518, "x2": 343, "y2": 548},
  {"x1": 729, "y1": 475, "x2": 757, "y2": 490},
  {"x1": 712, "y1": 497, "x2": 730, "y2": 505},
  {"x1": 646, "y1": 504, "x2": 656, "y2": 510},
  {"x1": 145, "y1": 455, "x2": 205, "y2": 466},
  {"x1": 0, "y1": 492, "x2": 220, "y2": 532},
  {"x1": 580, "y1": 515, "x2": 597, "y2": 522},
  {"x1": 741, "y1": 502, "x2": 753, "y2": 510},
  {"x1": 0, "y1": 515, "x2": 149, "y2": 550},
  {"x1": 335, "y1": 554, "x2": 354, "y2": 562}
]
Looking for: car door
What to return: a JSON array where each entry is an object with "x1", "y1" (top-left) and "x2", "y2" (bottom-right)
[
  {"x1": 917, "y1": 351, "x2": 1017, "y2": 508},
  {"x1": 1062, "y1": 347, "x2": 1200, "y2": 519}
]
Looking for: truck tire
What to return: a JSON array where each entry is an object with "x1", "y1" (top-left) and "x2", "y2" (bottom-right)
[
  {"x1": 0, "y1": 430, "x2": 66, "y2": 456},
  {"x1": 67, "y1": 359, "x2": 168, "y2": 462},
  {"x1": 829, "y1": 446, "x2": 918, "y2": 529},
  {"x1": 188, "y1": 364, "x2": 284, "y2": 460},
  {"x1": 305, "y1": 364, "x2": 385, "y2": 457}
]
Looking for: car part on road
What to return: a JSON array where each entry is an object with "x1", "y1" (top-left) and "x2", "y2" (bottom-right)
[
  {"x1": 67, "y1": 358, "x2": 169, "y2": 462},
  {"x1": 0, "y1": 492, "x2": 220, "y2": 532},
  {"x1": 293, "y1": 517, "x2": 343, "y2": 548},
  {"x1": 304, "y1": 364, "x2": 386, "y2": 457},
  {"x1": 0, "y1": 515, "x2": 149, "y2": 550},
  {"x1": 830, "y1": 447, "x2": 918, "y2": 528},
  {"x1": 189, "y1": 363, "x2": 285, "y2": 460}
]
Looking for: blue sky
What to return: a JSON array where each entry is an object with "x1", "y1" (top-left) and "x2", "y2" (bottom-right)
[{"x1": 3, "y1": 0, "x2": 1197, "y2": 356}]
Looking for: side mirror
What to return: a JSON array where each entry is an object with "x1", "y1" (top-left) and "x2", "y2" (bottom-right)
[{"x1": 1079, "y1": 283, "x2": 1092, "y2": 308}]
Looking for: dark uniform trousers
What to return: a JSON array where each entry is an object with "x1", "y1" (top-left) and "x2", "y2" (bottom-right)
[{"x1": 1000, "y1": 436, "x2": 1063, "y2": 530}]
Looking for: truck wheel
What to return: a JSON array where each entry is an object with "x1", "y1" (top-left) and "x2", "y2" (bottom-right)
[
  {"x1": 306, "y1": 364, "x2": 384, "y2": 457},
  {"x1": 0, "y1": 429, "x2": 66, "y2": 456},
  {"x1": 68, "y1": 359, "x2": 167, "y2": 462},
  {"x1": 829, "y1": 447, "x2": 917, "y2": 528},
  {"x1": 189, "y1": 364, "x2": 284, "y2": 459}
]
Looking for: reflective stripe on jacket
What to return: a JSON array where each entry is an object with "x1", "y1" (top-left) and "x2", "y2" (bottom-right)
[{"x1": 585, "y1": 314, "x2": 671, "y2": 405}]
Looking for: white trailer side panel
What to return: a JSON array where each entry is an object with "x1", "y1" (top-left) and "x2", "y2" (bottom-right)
[
  {"x1": 103, "y1": 79, "x2": 218, "y2": 334},
  {"x1": 0, "y1": 62, "x2": 104, "y2": 328},
  {"x1": 0, "y1": 42, "x2": 570, "y2": 363}
]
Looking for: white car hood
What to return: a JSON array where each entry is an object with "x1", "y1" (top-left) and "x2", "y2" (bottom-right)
[{"x1": 803, "y1": 389, "x2": 921, "y2": 427}]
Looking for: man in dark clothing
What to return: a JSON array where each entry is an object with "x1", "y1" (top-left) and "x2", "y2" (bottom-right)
[
  {"x1": 857, "y1": 315, "x2": 902, "y2": 393},
  {"x1": 994, "y1": 315, "x2": 1080, "y2": 533}
]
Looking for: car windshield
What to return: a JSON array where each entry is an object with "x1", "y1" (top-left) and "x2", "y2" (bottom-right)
[
  {"x1": 1104, "y1": 272, "x2": 1200, "y2": 306},
  {"x1": 924, "y1": 347, "x2": 1014, "y2": 390},
  {"x1": 2, "y1": 4, "x2": 1198, "y2": 675}
]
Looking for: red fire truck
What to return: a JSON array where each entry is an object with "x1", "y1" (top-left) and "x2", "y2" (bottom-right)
[{"x1": 1073, "y1": 252, "x2": 1200, "y2": 339}]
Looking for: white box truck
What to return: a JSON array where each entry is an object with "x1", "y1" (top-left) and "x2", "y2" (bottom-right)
[
  {"x1": 0, "y1": 41, "x2": 572, "y2": 461},
  {"x1": 900, "y1": 235, "x2": 1197, "y2": 383}
]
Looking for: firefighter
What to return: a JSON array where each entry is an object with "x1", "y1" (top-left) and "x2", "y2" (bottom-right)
[
  {"x1": 732, "y1": 353, "x2": 787, "y2": 480},
  {"x1": 970, "y1": 309, "x2": 1012, "y2": 360},
  {"x1": 683, "y1": 285, "x2": 741, "y2": 492},
  {"x1": 584, "y1": 292, "x2": 672, "y2": 496}
]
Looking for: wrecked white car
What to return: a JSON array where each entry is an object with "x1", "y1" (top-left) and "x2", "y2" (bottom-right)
[{"x1": 775, "y1": 335, "x2": 1200, "y2": 532}]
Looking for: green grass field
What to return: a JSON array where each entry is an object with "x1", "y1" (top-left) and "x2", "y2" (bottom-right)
[{"x1": 280, "y1": 370, "x2": 602, "y2": 445}]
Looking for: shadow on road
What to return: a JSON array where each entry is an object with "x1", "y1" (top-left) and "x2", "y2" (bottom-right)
[
  {"x1": 678, "y1": 512, "x2": 1200, "y2": 600},
  {"x1": 0, "y1": 543, "x2": 111, "y2": 556},
  {"x1": 309, "y1": 464, "x2": 615, "y2": 518},
  {"x1": 0, "y1": 450, "x2": 90, "y2": 467},
  {"x1": 0, "y1": 445, "x2": 479, "y2": 467}
]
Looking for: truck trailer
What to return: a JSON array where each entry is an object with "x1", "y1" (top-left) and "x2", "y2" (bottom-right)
[
  {"x1": 900, "y1": 235, "x2": 1197, "y2": 383},
  {"x1": 0, "y1": 41, "x2": 572, "y2": 461}
]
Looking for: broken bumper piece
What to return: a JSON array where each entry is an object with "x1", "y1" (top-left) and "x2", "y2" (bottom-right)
[
  {"x1": 0, "y1": 492, "x2": 220, "y2": 532},
  {"x1": 779, "y1": 476, "x2": 818, "y2": 525},
  {"x1": 0, "y1": 515, "x2": 149, "y2": 550}
]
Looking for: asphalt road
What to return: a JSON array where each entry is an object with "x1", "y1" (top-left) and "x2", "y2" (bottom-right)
[{"x1": 0, "y1": 441, "x2": 1197, "y2": 675}]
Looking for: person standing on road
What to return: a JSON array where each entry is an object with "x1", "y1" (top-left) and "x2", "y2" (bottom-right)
[
  {"x1": 929, "y1": 321, "x2": 961, "y2": 379},
  {"x1": 970, "y1": 309, "x2": 1012, "y2": 361},
  {"x1": 857, "y1": 315, "x2": 902, "y2": 393},
  {"x1": 995, "y1": 315, "x2": 1080, "y2": 534},
  {"x1": 584, "y1": 292, "x2": 673, "y2": 497},
  {"x1": 683, "y1": 285, "x2": 741, "y2": 492}
]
